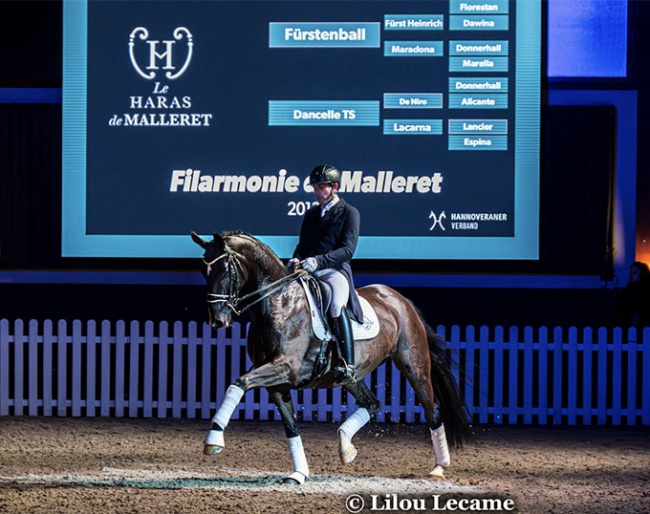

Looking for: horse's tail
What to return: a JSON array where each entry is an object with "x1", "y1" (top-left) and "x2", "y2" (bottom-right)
[{"x1": 414, "y1": 305, "x2": 472, "y2": 448}]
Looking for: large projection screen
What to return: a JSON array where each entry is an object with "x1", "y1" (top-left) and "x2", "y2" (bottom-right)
[{"x1": 62, "y1": 0, "x2": 541, "y2": 259}]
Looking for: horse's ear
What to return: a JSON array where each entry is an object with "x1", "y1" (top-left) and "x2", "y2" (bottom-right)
[{"x1": 190, "y1": 230, "x2": 208, "y2": 249}]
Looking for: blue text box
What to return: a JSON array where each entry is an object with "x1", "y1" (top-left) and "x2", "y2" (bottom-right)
[
  {"x1": 384, "y1": 93, "x2": 443, "y2": 109},
  {"x1": 449, "y1": 15, "x2": 509, "y2": 31},
  {"x1": 449, "y1": 57, "x2": 509, "y2": 72},
  {"x1": 384, "y1": 14, "x2": 444, "y2": 30},
  {"x1": 448, "y1": 119, "x2": 508, "y2": 134},
  {"x1": 449, "y1": 135, "x2": 508, "y2": 150},
  {"x1": 384, "y1": 41, "x2": 444, "y2": 57},
  {"x1": 450, "y1": 40, "x2": 509, "y2": 56},
  {"x1": 269, "y1": 22, "x2": 380, "y2": 48},
  {"x1": 449, "y1": 77, "x2": 508, "y2": 93},
  {"x1": 268, "y1": 101, "x2": 379, "y2": 126},
  {"x1": 449, "y1": 94, "x2": 508, "y2": 109},
  {"x1": 450, "y1": 0, "x2": 509, "y2": 15},
  {"x1": 383, "y1": 119, "x2": 443, "y2": 135}
]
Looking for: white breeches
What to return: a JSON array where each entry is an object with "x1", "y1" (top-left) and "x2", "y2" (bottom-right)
[{"x1": 314, "y1": 268, "x2": 349, "y2": 318}]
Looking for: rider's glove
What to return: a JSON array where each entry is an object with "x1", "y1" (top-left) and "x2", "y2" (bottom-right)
[
  {"x1": 287, "y1": 258, "x2": 300, "y2": 270},
  {"x1": 301, "y1": 257, "x2": 318, "y2": 273}
]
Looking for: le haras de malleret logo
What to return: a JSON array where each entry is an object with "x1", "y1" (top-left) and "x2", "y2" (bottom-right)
[{"x1": 108, "y1": 26, "x2": 213, "y2": 128}]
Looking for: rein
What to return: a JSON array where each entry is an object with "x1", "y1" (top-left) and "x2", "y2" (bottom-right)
[{"x1": 205, "y1": 247, "x2": 306, "y2": 315}]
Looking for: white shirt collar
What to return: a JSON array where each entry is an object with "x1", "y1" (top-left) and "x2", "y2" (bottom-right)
[{"x1": 321, "y1": 195, "x2": 339, "y2": 217}]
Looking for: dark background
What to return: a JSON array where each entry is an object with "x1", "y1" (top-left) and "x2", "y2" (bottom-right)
[
  {"x1": 0, "y1": 1, "x2": 648, "y2": 329},
  {"x1": 83, "y1": 1, "x2": 516, "y2": 238}
]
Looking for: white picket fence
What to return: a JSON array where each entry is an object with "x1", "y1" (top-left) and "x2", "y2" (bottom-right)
[{"x1": 1, "y1": 319, "x2": 649, "y2": 425}]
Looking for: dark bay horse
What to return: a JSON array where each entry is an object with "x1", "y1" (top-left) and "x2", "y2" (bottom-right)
[{"x1": 191, "y1": 230, "x2": 470, "y2": 484}]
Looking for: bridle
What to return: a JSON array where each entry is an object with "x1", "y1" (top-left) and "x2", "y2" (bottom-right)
[
  {"x1": 203, "y1": 243, "x2": 305, "y2": 316},
  {"x1": 203, "y1": 244, "x2": 246, "y2": 314}
]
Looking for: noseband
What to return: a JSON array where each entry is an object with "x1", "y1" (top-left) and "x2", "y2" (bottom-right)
[{"x1": 204, "y1": 244, "x2": 304, "y2": 316}]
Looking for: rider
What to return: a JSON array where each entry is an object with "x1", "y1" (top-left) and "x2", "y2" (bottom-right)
[{"x1": 289, "y1": 164, "x2": 363, "y2": 384}]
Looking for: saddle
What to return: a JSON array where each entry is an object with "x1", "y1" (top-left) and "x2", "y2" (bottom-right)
[
  {"x1": 298, "y1": 275, "x2": 380, "y2": 385},
  {"x1": 303, "y1": 274, "x2": 333, "y2": 331}
]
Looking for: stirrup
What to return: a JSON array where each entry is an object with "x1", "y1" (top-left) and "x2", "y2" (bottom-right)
[{"x1": 334, "y1": 364, "x2": 356, "y2": 385}]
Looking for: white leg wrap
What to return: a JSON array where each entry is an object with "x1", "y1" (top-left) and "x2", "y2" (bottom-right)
[
  {"x1": 204, "y1": 428, "x2": 225, "y2": 447},
  {"x1": 213, "y1": 385, "x2": 245, "y2": 429},
  {"x1": 287, "y1": 435, "x2": 309, "y2": 482},
  {"x1": 338, "y1": 408, "x2": 370, "y2": 439},
  {"x1": 430, "y1": 423, "x2": 451, "y2": 468}
]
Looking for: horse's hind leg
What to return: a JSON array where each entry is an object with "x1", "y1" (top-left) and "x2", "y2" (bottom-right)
[
  {"x1": 393, "y1": 358, "x2": 450, "y2": 479},
  {"x1": 338, "y1": 381, "x2": 382, "y2": 464},
  {"x1": 269, "y1": 387, "x2": 310, "y2": 485}
]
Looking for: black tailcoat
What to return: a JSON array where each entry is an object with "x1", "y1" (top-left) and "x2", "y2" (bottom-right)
[{"x1": 292, "y1": 198, "x2": 363, "y2": 322}]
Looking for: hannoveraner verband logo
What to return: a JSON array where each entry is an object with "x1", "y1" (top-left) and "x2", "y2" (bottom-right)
[
  {"x1": 429, "y1": 210, "x2": 446, "y2": 231},
  {"x1": 107, "y1": 26, "x2": 213, "y2": 128}
]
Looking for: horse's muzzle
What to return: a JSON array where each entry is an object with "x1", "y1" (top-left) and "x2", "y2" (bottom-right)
[
  {"x1": 210, "y1": 319, "x2": 230, "y2": 329},
  {"x1": 208, "y1": 308, "x2": 231, "y2": 329}
]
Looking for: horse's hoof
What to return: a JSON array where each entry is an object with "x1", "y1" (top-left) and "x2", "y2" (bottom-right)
[
  {"x1": 203, "y1": 429, "x2": 225, "y2": 455},
  {"x1": 339, "y1": 445, "x2": 358, "y2": 464},
  {"x1": 429, "y1": 465, "x2": 446, "y2": 480},
  {"x1": 203, "y1": 444, "x2": 223, "y2": 455},
  {"x1": 282, "y1": 472, "x2": 307, "y2": 485}
]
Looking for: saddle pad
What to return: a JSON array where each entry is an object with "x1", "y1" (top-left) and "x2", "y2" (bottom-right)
[{"x1": 300, "y1": 279, "x2": 380, "y2": 341}]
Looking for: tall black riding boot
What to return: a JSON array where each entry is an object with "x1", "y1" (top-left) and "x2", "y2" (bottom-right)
[{"x1": 332, "y1": 307, "x2": 355, "y2": 384}]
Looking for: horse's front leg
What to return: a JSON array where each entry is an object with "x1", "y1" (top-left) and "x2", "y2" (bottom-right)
[{"x1": 203, "y1": 357, "x2": 295, "y2": 455}]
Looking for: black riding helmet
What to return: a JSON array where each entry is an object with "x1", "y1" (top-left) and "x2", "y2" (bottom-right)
[{"x1": 309, "y1": 164, "x2": 341, "y2": 187}]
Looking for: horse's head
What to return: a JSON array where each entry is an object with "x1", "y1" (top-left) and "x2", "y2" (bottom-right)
[{"x1": 191, "y1": 230, "x2": 247, "y2": 329}]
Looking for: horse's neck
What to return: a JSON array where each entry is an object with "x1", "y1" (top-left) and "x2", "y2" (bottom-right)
[
  {"x1": 227, "y1": 236, "x2": 302, "y2": 356},
  {"x1": 229, "y1": 236, "x2": 306, "y2": 320},
  {"x1": 227, "y1": 235, "x2": 287, "y2": 288}
]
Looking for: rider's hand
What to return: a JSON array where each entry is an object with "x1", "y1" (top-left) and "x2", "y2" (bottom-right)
[
  {"x1": 287, "y1": 258, "x2": 301, "y2": 270},
  {"x1": 301, "y1": 257, "x2": 318, "y2": 273}
]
